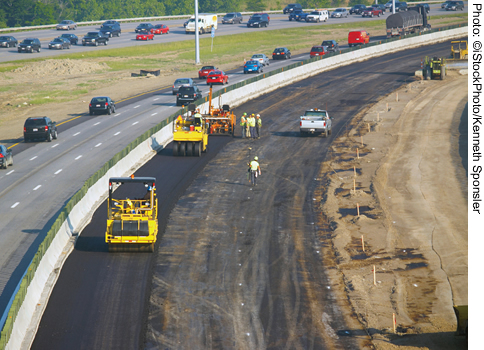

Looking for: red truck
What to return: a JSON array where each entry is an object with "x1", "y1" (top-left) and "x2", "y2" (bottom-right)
[{"x1": 348, "y1": 30, "x2": 370, "y2": 47}]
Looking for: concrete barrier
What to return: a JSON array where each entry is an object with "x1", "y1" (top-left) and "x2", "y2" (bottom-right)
[{"x1": 4, "y1": 25, "x2": 467, "y2": 350}]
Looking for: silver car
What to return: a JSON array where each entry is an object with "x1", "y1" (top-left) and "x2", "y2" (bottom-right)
[
  {"x1": 172, "y1": 78, "x2": 196, "y2": 95},
  {"x1": 251, "y1": 53, "x2": 270, "y2": 66},
  {"x1": 56, "y1": 20, "x2": 77, "y2": 30},
  {"x1": 331, "y1": 8, "x2": 348, "y2": 17}
]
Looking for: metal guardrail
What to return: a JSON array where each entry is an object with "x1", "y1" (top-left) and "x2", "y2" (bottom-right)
[
  {"x1": 0, "y1": 1, "x2": 449, "y2": 33},
  {"x1": 0, "y1": 21, "x2": 468, "y2": 349}
]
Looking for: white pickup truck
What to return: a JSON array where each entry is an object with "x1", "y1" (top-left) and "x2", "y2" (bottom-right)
[
  {"x1": 305, "y1": 10, "x2": 329, "y2": 22},
  {"x1": 299, "y1": 109, "x2": 332, "y2": 137}
]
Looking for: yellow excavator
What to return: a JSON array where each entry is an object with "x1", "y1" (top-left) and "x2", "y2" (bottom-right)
[
  {"x1": 105, "y1": 176, "x2": 158, "y2": 252},
  {"x1": 450, "y1": 40, "x2": 468, "y2": 60}
]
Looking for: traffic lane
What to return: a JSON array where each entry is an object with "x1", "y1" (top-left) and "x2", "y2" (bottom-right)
[
  {"x1": 33, "y1": 40, "x2": 454, "y2": 349},
  {"x1": 31, "y1": 136, "x2": 233, "y2": 350}
]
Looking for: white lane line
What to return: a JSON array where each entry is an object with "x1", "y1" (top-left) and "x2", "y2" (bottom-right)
[
  {"x1": 94, "y1": 122, "x2": 101, "y2": 126},
  {"x1": 33, "y1": 185, "x2": 41, "y2": 191},
  {"x1": 114, "y1": 131, "x2": 121, "y2": 136},
  {"x1": 132, "y1": 121, "x2": 139, "y2": 125},
  {"x1": 29, "y1": 156, "x2": 37, "y2": 161},
  {"x1": 73, "y1": 132, "x2": 80, "y2": 136},
  {"x1": 54, "y1": 169, "x2": 62, "y2": 175},
  {"x1": 153, "y1": 98, "x2": 160, "y2": 101},
  {"x1": 133, "y1": 105, "x2": 141, "y2": 109},
  {"x1": 75, "y1": 155, "x2": 82, "y2": 160},
  {"x1": 115, "y1": 113, "x2": 121, "y2": 116},
  {"x1": 52, "y1": 143, "x2": 59, "y2": 148},
  {"x1": 95, "y1": 143, "x2": 102, "y2": 147},
  {"x1": 6, "y1": 170, "x2": 14, "y2": 175},
  {"x1": 11, "y1": 202, "x2": 19, "y2": 209},
  {"x1": 151, "y1": 112, "x2": 158, "y2": 116}
]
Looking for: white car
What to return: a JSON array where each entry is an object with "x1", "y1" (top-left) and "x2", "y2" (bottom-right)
[
  {"x1": 251, "y1": 53, "x2": 270, "y2": 66},
  {"x1": 305, "y1": 10, "x2": 329, "y2": 22}
]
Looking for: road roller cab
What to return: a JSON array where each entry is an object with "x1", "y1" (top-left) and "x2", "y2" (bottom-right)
[{"x1": 105, "y1": 176, "x2": 158, "y2": 252}]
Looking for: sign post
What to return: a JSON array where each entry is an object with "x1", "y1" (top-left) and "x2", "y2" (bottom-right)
[{"x1": 211, "y1": 26, "x2": 215, "y2": 52}]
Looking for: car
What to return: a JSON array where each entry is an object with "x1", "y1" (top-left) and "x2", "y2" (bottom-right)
[
  {"x1": 151, "y1": 24, "x2": 169, "y2": 34},
  {"x1": 321, "y1": 40, "x2": 339, "y2": 52},
  {"x1": 349, "y1": 4, "x2": 366, "y2": 14},
  {"x1": 310, "y1": 46, "x2": 328, "y2": 58},
  {"x1": 289, "y1": 10, "x2": 309, "y2": 21},
  {"x1": 18, "y1": 38, "x2": 41, "y2": 53},
  {"x1": 0, "y1": 145, "x2": 13, "y2": 169},
  {"x1": 135, "y1": 23, "x2": 154, "y2": 33},
  {"x1": 247, "y1": 14, "x2": 269, "y2": 27},
  {"x1": 89, "y1": 96, "x2": 116, "y2": 115},
  {"x1": 172, "y1": 78, "x2": 196, "y2": 95},
  {"x1": 48, "y1": 37, "x2": 71, "y2": 49},
  {"x1": 441, "y1": 0, "x2": 453, "y2": 9},
  {"x1": 23, "y1": 117, "x2": 58, "y2": 142},
  {"x1": 0, "y1": 36, "x2": 18, "y2": 47},
  {"x1": 198, "y1": 65, "x2": 217, "y2": 79},
  {"x1": 59, "y1": 33, "x2": 78, "y2": 45},
  {"x1": 390, "y1": 1, "x2": 407, "y2": 12},
  {"x1": 244, "y1": 60, "x2": 263, "y2": 74},
  {"x1": 56, "y1": 20, "x2": 77, "y2": 30},
  {"x1": 371, "y1": 4, "x2": 386, "y2": 13},
  {"x1": 445, "y1": 1, "x2": 464, "y2": 11},
  {"x1": 206, "y1": 70, "x2": 229, "y2": 85},
  {"x1": 348, "y1": 30, "x2": 370, "y2": 47},
  {"x1": 82, "y1": 32, "x2": 108, "y2": 46},
  {"x1": 283, "y1": 3, "x2": 302, "y2": 14},
  {"x1": 331, "y1": 8, "x2": 349, "y2": 18},
  {"x1": 136, "y1": 29, "x2": 154, "y2": 40},
  {"x1": 362, "y1": 7, "x2": 383, "y2": 17},
  {"x1": 100, "y1": 23, "x2": 121, "y2": 37},
  {"x1": 251, "y1": 53, "x2": 270, "y2": 66},
  {"x1": 305, "y1": 10, "x2": 329, "y2": 22},
  {"x1": 222, "y1": 12, "x2": 243, "y2": 24},
  {"x1": 103, "y1": 20, "x2": 120, "y2": 26},
  {"x1": 176, "y1": 86, "x2": 202, "y2": 106},
  {"x1": 272, "y1": 47, "x2": 291, "y2": 60}
]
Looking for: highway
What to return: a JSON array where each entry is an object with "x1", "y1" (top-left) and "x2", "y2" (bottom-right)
[
  {"x1": 0, "y1": 3, "x2": 462, "y2": 64},
  {"x1": 30, "y1": 40, "x2": 456, "y2": 349}
]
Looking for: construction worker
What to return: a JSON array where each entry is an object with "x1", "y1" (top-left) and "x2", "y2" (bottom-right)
[
  {"x1": 240, "y1": 112, "x2": 247, "y2": 138},
  {"x1": 246, "y1": 114, "x2": 252, "y2": 138},
  {"x1": 248, "y1": 114, "x2": 256, "y2": 139},
  {"x1": 255, "y1": 114, "x2": 261, "y2": 139},
  {"x1": 249, "y1": 156, "x2": 261, "y2": 186}
]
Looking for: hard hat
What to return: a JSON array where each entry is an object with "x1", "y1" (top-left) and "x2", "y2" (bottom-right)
[
  {"x1": 252, "y1": 113, "x2": 255, "y2": 116},
  {"x1": 243, "y1": 112, "x2": 247, "y2": 115},
  {"x1": 254, "y1": 156, "x2": 258, "y2": 160},
  {"x1": 256, "y1": 114, "x2": 260, "y2": 117}
]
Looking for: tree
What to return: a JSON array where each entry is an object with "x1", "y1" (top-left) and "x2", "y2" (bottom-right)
[{"x1": 246, "y1": 0, "x2": 266, "y2": 12}]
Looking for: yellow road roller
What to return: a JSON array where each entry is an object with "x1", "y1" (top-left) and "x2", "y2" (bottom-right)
[
  {"x1": 105, "y1": 176, "x2": 158, "y2": 252},
  {"x1": 172, "y1": 107, "x2": 208, "y2": 156}
]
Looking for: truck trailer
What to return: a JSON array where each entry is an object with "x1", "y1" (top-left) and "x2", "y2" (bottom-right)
[
  {"x1": 185, "y1": 13, "x2": 218, "y2": 34},
  {"x1": 386, "y1": 5, "x2": 430, "y2": 38}
]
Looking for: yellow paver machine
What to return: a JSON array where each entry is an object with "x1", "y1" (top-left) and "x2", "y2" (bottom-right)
[
  {"x1": 105, "y1": 176, "x2": 158, "y2": 252},
  {"x1": 173, "y1": 105, "x2": 209, "y2": 156}
]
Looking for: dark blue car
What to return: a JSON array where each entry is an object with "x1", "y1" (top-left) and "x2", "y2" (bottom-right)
[{"x1": 244, "y1": 60, "x2": 263, "y2": 74}]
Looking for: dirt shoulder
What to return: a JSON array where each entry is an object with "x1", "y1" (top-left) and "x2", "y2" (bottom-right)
[{"x1": 320, "y1": 71, "x2": 468, "y2": 348}]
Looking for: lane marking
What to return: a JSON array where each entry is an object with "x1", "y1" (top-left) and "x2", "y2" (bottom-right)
[
  {"x1": 33, "y1": 185, "x2": 41, "y2": 191},
  {"x1": 95, "y1": 143, "x2": 102, "y2": 147},
  {"x1": 52, "y1": 143, "x2": 59, "y2": 148},
  {"x1": 114, "y1": 132, "x2": 121, "y2": 136},
  {"x1": 73, "y1": 132, "x2": 80, "y2": 136},
  {"x1": 7, "y1": 170, "x2": 14, "y2": 175},
  {"x1": 94, "y1": 122, "x2": 101, "y2": 126},
  {"x1": 54, "y1": 169, "x2": 62, "y2": 175},
  {"x1": 151, "y1": 112, "x2": 158, "y2": 116},
  {"x1": 132, "y1": 121, "x2": 139, "y2": 125},
  {"x1": 30, "y1": 156, "x2": 37, "y2": 161},
  {"x1": 75, "y1": 155, "x2": 82, "y2": 160},
  {"x1": 115, "y1": 113, "x2": 121, "y2": 116},
  {"x1": 153, "y1": 98, "x2": 160, "y2": 101},
  {"x1": 133, "y1": 105, "x2": 141, "y2": 109},
  {"x1": 11, "y1": 202, "x2": 19, "y2": 209}
]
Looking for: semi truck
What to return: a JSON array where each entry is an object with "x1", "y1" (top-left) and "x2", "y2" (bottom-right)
[
  {"x1": 386, "y1": 5, "x2": 430, "y2": 38},
  {"x1": 185, "y1": 13, "x2": 218, "y2": 34}
]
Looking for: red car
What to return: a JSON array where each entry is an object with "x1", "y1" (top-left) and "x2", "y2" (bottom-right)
[
  {"x1": 151, "y1": 24, "x2": 169, "y2": 34},
  {"x1": 136, "y1": 30, "x2": 154, "y2": 40},
  {"x1": 310, "y1": 46, "x2": 328, "y2": 58},
  {"x1": 206, "y1": 70, "x2": 229, "y2": 85},
  {"x1": 361, "y1": 7, "x2": 383, "y2": 17},
  {"x1": 198, "y1": 65, "x2": 217, "y2": 79}
]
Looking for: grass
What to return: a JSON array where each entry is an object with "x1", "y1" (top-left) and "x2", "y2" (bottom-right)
[{"x1": 26, "y1": 87, "x2": 89, "y2": 105}]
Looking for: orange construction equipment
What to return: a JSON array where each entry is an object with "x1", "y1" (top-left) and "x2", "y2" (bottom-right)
[{"x1": 203, "y1": 84, "x2": 236, "y2": 136}]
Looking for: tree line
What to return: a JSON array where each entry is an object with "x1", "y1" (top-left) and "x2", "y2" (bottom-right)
[{"x1": 0, "y1": 0, "x2": 357, "y2": 28}]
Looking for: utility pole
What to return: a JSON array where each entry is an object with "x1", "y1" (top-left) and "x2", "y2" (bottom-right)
[{"x1": 195, "y1": 0, "x2": 200, "y2": 64}]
